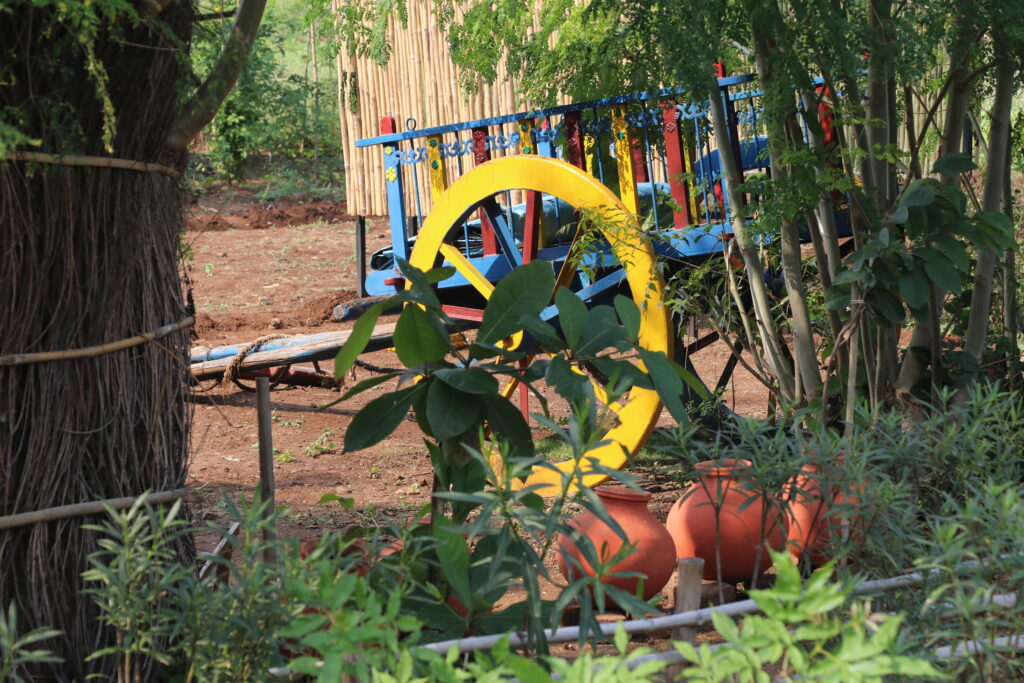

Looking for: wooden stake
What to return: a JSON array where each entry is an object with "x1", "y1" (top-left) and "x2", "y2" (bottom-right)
[
  {"x1": 671, "y1": 558, "x2": 705, "y2": 644},
  {"x1": 256, "y1": 377, "x2": 276, "y2": 561}
]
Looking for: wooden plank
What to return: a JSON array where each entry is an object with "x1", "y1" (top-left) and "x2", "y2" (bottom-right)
[
  {"x1": 611, "y1": 107, "x2": 638, "y2": 214},
  {"x1": 190, "y1": 323, "x2": 399, "y2": 381},
  {"x1": 426, "y1": 134, "x2": 448, "y2": 202},
  {"x1": 518, "y1": 118, "x2": 542, "y2": 263},
  {"x1": 472, "y1": 125, "x2": 497, "y2": 256},
  {"x1": 662, "y1": 101, "x2": 694, "y2": 228},
  {"x1": 562, "y1": 112, "x2": 585, "y2": 170},
  {"x1": 198, "y1": 521, "x2": 242, "y2": 583}
]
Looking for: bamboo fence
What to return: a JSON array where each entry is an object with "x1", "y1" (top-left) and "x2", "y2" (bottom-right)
[{"x1": 333, "y1": 4, "x2": 573, "y2": 217}]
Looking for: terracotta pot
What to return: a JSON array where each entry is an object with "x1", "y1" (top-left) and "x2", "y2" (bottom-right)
[
  {"x1": 666, "y1": 459, "x2": 788, "y2": 584},
  {"x1": 785, "y1": 464, "x2": 862, "y2": 566},
  {"x1": 557, "y1": 486, "x2": 675, "y2": 604}
]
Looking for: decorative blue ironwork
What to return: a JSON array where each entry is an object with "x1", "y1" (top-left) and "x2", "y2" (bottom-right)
[
  {"x1": 437, "y1": 139, "x2": 475, "y2": 158},
  {"x1": 676, "y1": 102, "x2": 709, "y2": 120},
  {"x1": 625, "y1": 109, "x2": 663, "y2": 129},
  {"x1": 484, "y1": 131, "x2": 522, "y2": 151},
  {"x1": 736, "y1": 107, "x2": 765, "y2": 126},
  {"x1": 578, "y1": 117, "x2": 612, "y2": 136},
  {"x1": 395, "y1": 147, "x2": 429, "y2": 165},
  {"x1": 533, "y1": 122, "x2": 564, "y2": 144}
]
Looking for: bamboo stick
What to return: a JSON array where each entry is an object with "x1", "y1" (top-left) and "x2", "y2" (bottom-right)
[
  {"x1": 6, "y1": 151, "x2": 181, "y2": 178},
  {"x1": 0, "y1": 316, "x2": 193, "y2": 366},
  {"x1": 0, "y1": 489, "x2": 187, "y2": 530},
  {"x1": 417, "y1": 560, "x2": 1003, "y2": 655}
]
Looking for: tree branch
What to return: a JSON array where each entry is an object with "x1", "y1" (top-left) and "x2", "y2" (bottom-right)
[{"x1": 165, "y1": 0, "x2": 268, "y2": 151}]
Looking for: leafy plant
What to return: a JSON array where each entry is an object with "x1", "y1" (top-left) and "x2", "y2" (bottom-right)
[
  {"x1": 674, "y1": 549, "x2": 945, "y2": 682},
  {"x1": 304, "y1": 428, "x2": 336, "y2": 458},
  {"x1": 0, "y1": 603, "x2": 61, "y2": 683},
  {"x1": 82, "y1": 497, "x2": 192, "y2": 681},
  {"x1": 331, "y1": 257, "x2": 702, "y2": 649}
]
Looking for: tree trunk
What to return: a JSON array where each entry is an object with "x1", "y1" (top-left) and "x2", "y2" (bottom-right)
[
  {"x1": 706, "y1": 77, "x2": 796, "y2": 402},
  {"x1": 894, "y1": 17, "x2": 975, "y2": 406},
  {"x1": 1, "y1": 5, "x2": 195, "y2": 680},
  {"x1": 954, "y1": 57, "x2": 1015, "y2": 404}
]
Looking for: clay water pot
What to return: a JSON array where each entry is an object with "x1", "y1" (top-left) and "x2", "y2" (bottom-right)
[
  {"x1": 557, "y1": 486, "x2": 675, "y2": 604},
  {"x1": 666, "y1": 459, "x2": 788, "y2": 584},
  {"x1": 785, "y1": 464, "x2": 862, "y2": 566}
]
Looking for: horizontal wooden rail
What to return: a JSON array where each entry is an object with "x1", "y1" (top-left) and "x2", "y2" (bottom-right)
[{"x1": 0, "y1": 489, "x2": 186, "y2": 530}]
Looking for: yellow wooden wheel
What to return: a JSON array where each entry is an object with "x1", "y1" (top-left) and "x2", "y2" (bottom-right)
[{"x1": 408, "y1": 155, "x2": 672, "y2": 494}]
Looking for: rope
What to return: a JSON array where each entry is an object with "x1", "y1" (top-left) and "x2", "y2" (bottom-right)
[
  {"x1": 353, "y1": 358, "x2": 403, "y2": 375},
  {"x1": 0, "y1": 316, "x2": 194, "y2": 366},
  {"x1": 6, "y1": 151, "x2": 182, "y2": 178},
  {"x1": 216, "y1": 334, "x2": 289, "y2": 390}
]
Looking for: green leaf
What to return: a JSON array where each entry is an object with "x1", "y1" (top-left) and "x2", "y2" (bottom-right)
[
  {"x1": 395, "y1": 258, "x2": 442, "y2": 308},
  {"x1": 555, "y1": 286, "x2": 587, "y2": 349},
  {"x1": 975, "y1": 211, "x2": 1015, "y2": 251},
  {"x1": 348, "y1": 373, "x2": 402, "y2": 401},
  {"x1": 868, "y1": 289, "x2": 905, "y2": 324},
  {"x1": 426, "y1": 379, "x2": 481, "y2": 440},
  {"x1": 930, "y1": 233, "x2": 971, "y2": 272},
  {"x1": 613, "y1": 295, "x2": 641, "y2": 341},
  {"x1": 434, "y1": 367, "x2": 499, "y2": 394},
  {"x1": 480, "y1": 393, "x2": 534, "y2": 459},
  {"x1": 519, "y1": 315, "x2": 565, "y2": 352},
  {"x1": 545, "y1": 354, "x2": 589, "y2": 404},
  {"x1": 344, "y1": 384, "x2": 424, "y2": 452},
  {"x1": 932, "y1": 152, "x2": 977, "y2": 177},
  {"x1": 576, "y1": 305, "x2": 631, "y2": 356},
  {"x1": 898, "y1": 180, "x2": 935, "y2": 208},
  {"x1": 886, "y1": 205, "x2": 908, "y2": 223},
  {"x1": 505, "y1": 655, "x2": 551, "y2": 682},
  {"x1": 424, "y1": 265, "x2": 457, "y2": 285},
  {"x1": 588, "y1": 356, "x2": 653, "y2": 390},
  {"x1": 436, "y1": 529, "x2": 472, "y2": 605},
  {"x1": 478, "y1": 260, "x2": 554, "y2": 345},
  {"x1": 334, "y1": 297, "x2": 396, "y2": 379},
  {"x1": 919, "y1": 248, "x2": 962, "y2": 293},
  {"x1": 637, "y1": 348, "x2": 687, "y2": 424},
  {"x1": 898, "y1": 269, "x2": 929, "y2": 310},
  {"x1": 394, "y1": 304, "x2": 448, "y2": 367},
  {"x1": 317, "y1": 493, "x2": 355, "y2": 508}
]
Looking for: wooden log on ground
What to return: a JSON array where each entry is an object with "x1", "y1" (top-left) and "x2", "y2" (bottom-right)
[{"x1": 189, "y1": 323, "x2": 399, "y2": 381}]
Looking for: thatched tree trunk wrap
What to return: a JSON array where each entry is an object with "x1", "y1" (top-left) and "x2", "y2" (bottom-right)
[{"x1": 0, "y1": 3, "x2": 194, "y2": 680}]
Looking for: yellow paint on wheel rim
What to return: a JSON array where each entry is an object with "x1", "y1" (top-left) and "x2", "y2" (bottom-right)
[{"x1": 409, "y1": 156, "x2": 671, "y2": 494}]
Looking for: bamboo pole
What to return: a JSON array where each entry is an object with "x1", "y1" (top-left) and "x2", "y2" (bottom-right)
[
  {"x1": 0, "y1": 489, "x2": 187, "y2": 530},
  {"x1": 0, "y1": 316, "x2": 193, "y2": 366},
  {"x1": 417, "y1": 560, "x2": 1004, "y2": 655},
  {"x1": 6, "y1": 152, "x2": 182, "y2": 178}
]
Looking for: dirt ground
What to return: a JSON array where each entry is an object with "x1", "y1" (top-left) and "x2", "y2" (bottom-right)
[{"x1": 183, "y1": 186, "x2": 769, "y2": 629}]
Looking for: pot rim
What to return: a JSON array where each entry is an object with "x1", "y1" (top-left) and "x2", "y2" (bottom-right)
[
  {"x1": 694, "y1": 458, "x2": 752, "y2": 477},
  {"x1": 593, "y1": 485, "x2": 652, "y2": 503}
]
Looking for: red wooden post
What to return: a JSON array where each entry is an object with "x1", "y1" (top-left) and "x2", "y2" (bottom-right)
[
  {"x1": 631, "y1": 140, "x2": 649, "y2": 183},
  {"x1": 662, "y1": 101, "x2": 693, "y2": 228},
  {"x1": 472, "y1": 126, "x2": 497, "y2": 255},
  {"x1": 521, "y1": 118, "x2": 541, "y2": 264},
  {"x1": 562, "y1": 111, "x2": 585, "y2": 171},
  {"x1": 380, "y1": 116, "x2": 396, "y2": 134}
]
